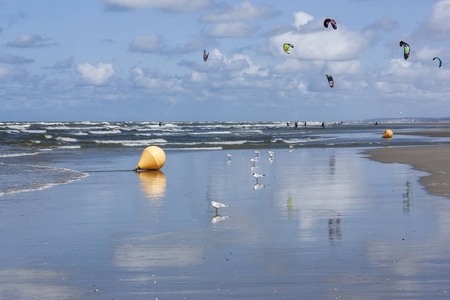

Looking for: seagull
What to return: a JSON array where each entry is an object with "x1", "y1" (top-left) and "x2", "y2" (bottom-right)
[
  {"x1": 267, "y1": 150, "x2": 275, "y2": 157},
  {"x1": 227, "y1": 154, "x2": 233, "y2": 160},
  {"x1": 210, "y1": 201, "x2": 229, "y2": 213},
  {"x1": 250, "y1": 158, "x2": 257, "y2": 166},
  {"x1": 252, "y1": 172, "x2": 265, "y2": 183},
  {"x1": 255, "y1": 150, "x2": 260, "y2": 156}
]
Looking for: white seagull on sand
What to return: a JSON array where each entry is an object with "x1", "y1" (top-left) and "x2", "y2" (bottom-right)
[
  {"x1": 252, "y1": 172, "x2": 265, "y2": 183},
  {"x1": 210, "y1": 201, "x2": 229, "y2": 212},
  {"x1": 227, "y1": 154, "x2": 233, "y2": 160}
]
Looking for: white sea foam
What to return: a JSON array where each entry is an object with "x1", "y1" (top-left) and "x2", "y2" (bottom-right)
[
  {"x1": 22, "y1": 129, "x2": 46, "y2": 134},
  {"x1": 56, "y1": 137, "x2": 78, "y2": 142},
  {"x1": 0, "y1": 152, "x2": 40, "y2": 158},
  {"x1": 167, "y1": 147, "x2": 223, "y2": 151},
  {"x1": 94, "y1": 139, "x2": 167, "y2": 146},
  {"x1": 89, "y1": 130, "x2": 121, "y2": 134},
  {"x1": 73, "y1": 131, "x2": 89, "y2": 136},
  {"x1": 58, "y1": 145, "x2": 81, "y2": 149},
  {"x1": 45, "y1": 135, "x2": 53, "y2": 139},
  {"x1": 189, "y1": 131, "x2": 232, "y2": 135}
]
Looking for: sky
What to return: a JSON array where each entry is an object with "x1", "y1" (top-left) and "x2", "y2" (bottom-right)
[{"x1": 0, "y1": 0, "x2": 449, "y2": 122}]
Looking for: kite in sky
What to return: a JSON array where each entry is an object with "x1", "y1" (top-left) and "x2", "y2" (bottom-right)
[
  {"x1": 324, "y1": 18, "x2": 337, "y2": 30},
  {"x1": 326, "y1": 75, "x2": 334, "y2": 88},
  {"x1": 203, "y1": 50, "x2": 209, "y2": 62},
  {"x1": 283, "y1": 43, "x2": 294, "y2": 54},
  {"x1": 433, "y1": 57, "x2": 442, "y2": 68},
  {"x1": 399, "y1": 41, "x2": 410, "y2": 60}
]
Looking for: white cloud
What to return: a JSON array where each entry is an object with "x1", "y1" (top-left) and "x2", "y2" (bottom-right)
[
  {"x1": 76, "y1": 63, "x2": 115, "y2": 86},
  {"x1": 201, "y1": 2, "x2": 277, "y2": 37},
  {"x1": 293, "y1": 11, "x2": 314, "y2": 27},
  {"x1": 129, "y1": 67, "x2": 183, "y2": 91},
  {"x1": 412, "y1": 0, "x2": 450, "y2": 40},
  {"x1": 104, "y1": 0, "x2": 211, "y2": 12},
  {"x1": 9, "y1": 34, "x2": 42, "y2": 47},
  {"x1": 207, "y1": 22, "x2": 258, "y2": 37},
  {"x1": 268, "y1": 29, "x2": 367, "y2": 61},
  {"x1": 129, "y1": 33, "x2": 161, "y2": 53},
  {"x1": 363, "y1": 16, "x2": 398, "y2": 32},
  {"x1": 201, "y1": 1, "x2": 276, "y2": 23}
]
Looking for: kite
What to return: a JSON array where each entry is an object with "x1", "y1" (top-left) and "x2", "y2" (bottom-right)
[
  {"x1": 283, "y1": 43, "x2": 294, "y2": 54},
  {"x1": 326, "y1": 75, "x2": 334, "y2": 88},
  {"x1": 399, "y1": 41, "x2": 410, "y2": 60},
  {"x1": 433, "y1": 57, "x2": 442, "y2": 68},
  {"x1": 324, "y1": 18, "x2": 337, "y2": 30},
  {"x1": 203, "y1": 50, "x2": 209, "y2": 62}
]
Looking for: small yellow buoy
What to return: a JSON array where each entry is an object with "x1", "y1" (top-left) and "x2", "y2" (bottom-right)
[
  {"x1": 382, "y1": 129, "x2": 393, "y2": 139},
  {"x1": 135, "y1": 146, "x2": 166, "y2": 170}
]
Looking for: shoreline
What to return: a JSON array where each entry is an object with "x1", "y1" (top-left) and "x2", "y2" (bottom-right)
[{"x1": 363, "y1": 128, "x2": 450, "y2": 199}]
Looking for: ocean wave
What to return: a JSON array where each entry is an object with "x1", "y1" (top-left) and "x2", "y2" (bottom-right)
[
  {"x1": 73, "y1": 132, "x2": 89, "y2": 136},
  {"x1": 94, "y1": 139, "x2": 167, "y2": 146},
  {"x1": 0, "y1": 164, "x2": 88, "y2": 197},
  {"x1": 58, "y1": 145, "x2": 81, "y2": 149},
  {"x1": 189, "y1": 131, "x2": 232, "y2": 135},
  {"x1": 0, "y1": 152, "x2": 40, "y2": 158},
  {"x1": 89, "y1": 130, "x2": 122, "y2": 134},
  {"x1": 56, "y1": 137, "x2": 78, "y2": 142}
]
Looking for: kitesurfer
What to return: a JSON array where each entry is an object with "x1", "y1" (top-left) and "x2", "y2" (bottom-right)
[
  {"x1": 321, "y1": 122, "x2": 325, "y2": 129},
  {"x1": 295, "y1": 122, "x2": 298, "y2": 128}
]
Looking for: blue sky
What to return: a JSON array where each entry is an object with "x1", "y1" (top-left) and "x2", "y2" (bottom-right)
[{"x1": 0, "y1": 0, "x2": 449, "y2": 121}]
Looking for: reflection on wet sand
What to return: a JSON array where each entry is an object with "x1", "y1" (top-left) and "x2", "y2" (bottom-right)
[
  {"x1": 0, "y1": 268, "x2": 81, "y2": 299},
  {"x1": 253, "y1": 183, "x2": 265, "y2": 190},
  {"x1": 402, "y1": 181, "x2": 413, "y2": 214},
  {"x1": 114, "y1": 232, "x2": 203, "y2": 269},
  {"x1": 136, "y1": 170, "x2": 166, "y2": 200},
  {"x1": 211, "y1": 214, "x2": 229, "y2": 223},
  {"x1": 328, "y1": 218, "x2": 342, "y2": 242}
]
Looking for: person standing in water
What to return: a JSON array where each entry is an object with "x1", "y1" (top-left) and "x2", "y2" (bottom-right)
[{"x1": 321, "y1": 122, "x2": 325, "y2": 129}]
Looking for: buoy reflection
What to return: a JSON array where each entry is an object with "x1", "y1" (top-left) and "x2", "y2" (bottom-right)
[{"x1": 136, "y1": 170, "x2": 166, "y2": 199}]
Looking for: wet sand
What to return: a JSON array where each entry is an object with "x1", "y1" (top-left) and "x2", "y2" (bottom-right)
[
  {"x1": 1, "y1": 147, "x2": 450, "y2": 299},
  {"x1": 364, "y1": 128, "x2": 450, "y2": 198}
]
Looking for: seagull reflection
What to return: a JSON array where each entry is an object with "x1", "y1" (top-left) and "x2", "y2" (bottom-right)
[
  {"x1": 211, "y1": 214, "x2": 230, "y2": 223},
  {"x1": 253, "y1": 183, "x2": 265, "y2": 190}
]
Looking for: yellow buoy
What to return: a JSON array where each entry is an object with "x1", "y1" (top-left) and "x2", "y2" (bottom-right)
[
  {"x1": 382, "y1": 129, "x2": 393, "y2": 139},
  {"x1": 135, "y1": 146, "x2": 166, "y2": 170}
]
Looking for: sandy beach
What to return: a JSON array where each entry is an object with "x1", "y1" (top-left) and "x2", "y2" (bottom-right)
[
  {"x1": 1, "y1": 129, "x2": 450, "y2": 299},
  {"x1": 364, "y1": 128, "x2": 450, "y2": 199}
]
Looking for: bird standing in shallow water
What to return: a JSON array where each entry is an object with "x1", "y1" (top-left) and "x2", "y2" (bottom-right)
[
  {"x1": 210, "y1": 201, "x2": 229, "y2": 213},
  {"x1": 252, "y1": 173, "x2": 265, "y2": 183}
]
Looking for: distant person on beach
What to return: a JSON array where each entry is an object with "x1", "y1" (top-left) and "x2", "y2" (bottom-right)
[
  {"x1": 321, "y1": 122, "x2": 325, "y2": 129},
  {"x1": 295, "y1": 122, "x2": 298, "y2": 128},
  {"x1": 159, "y1": 122, "x2": 162, "y2": 126},
  {"x1": 287, "y1": 122, "x2": 290, "y2": 127},
  {"x1": 304, "y1": 121, "x2": 307, "y2": 127},
  {"x1": 375, "y1": 122, "x2": 378, "y2": 125}
]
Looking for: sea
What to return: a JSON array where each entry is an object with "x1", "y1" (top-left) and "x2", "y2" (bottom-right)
[{"x1": 1, "y1": 119, "x2": 449, "y2": 197}]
